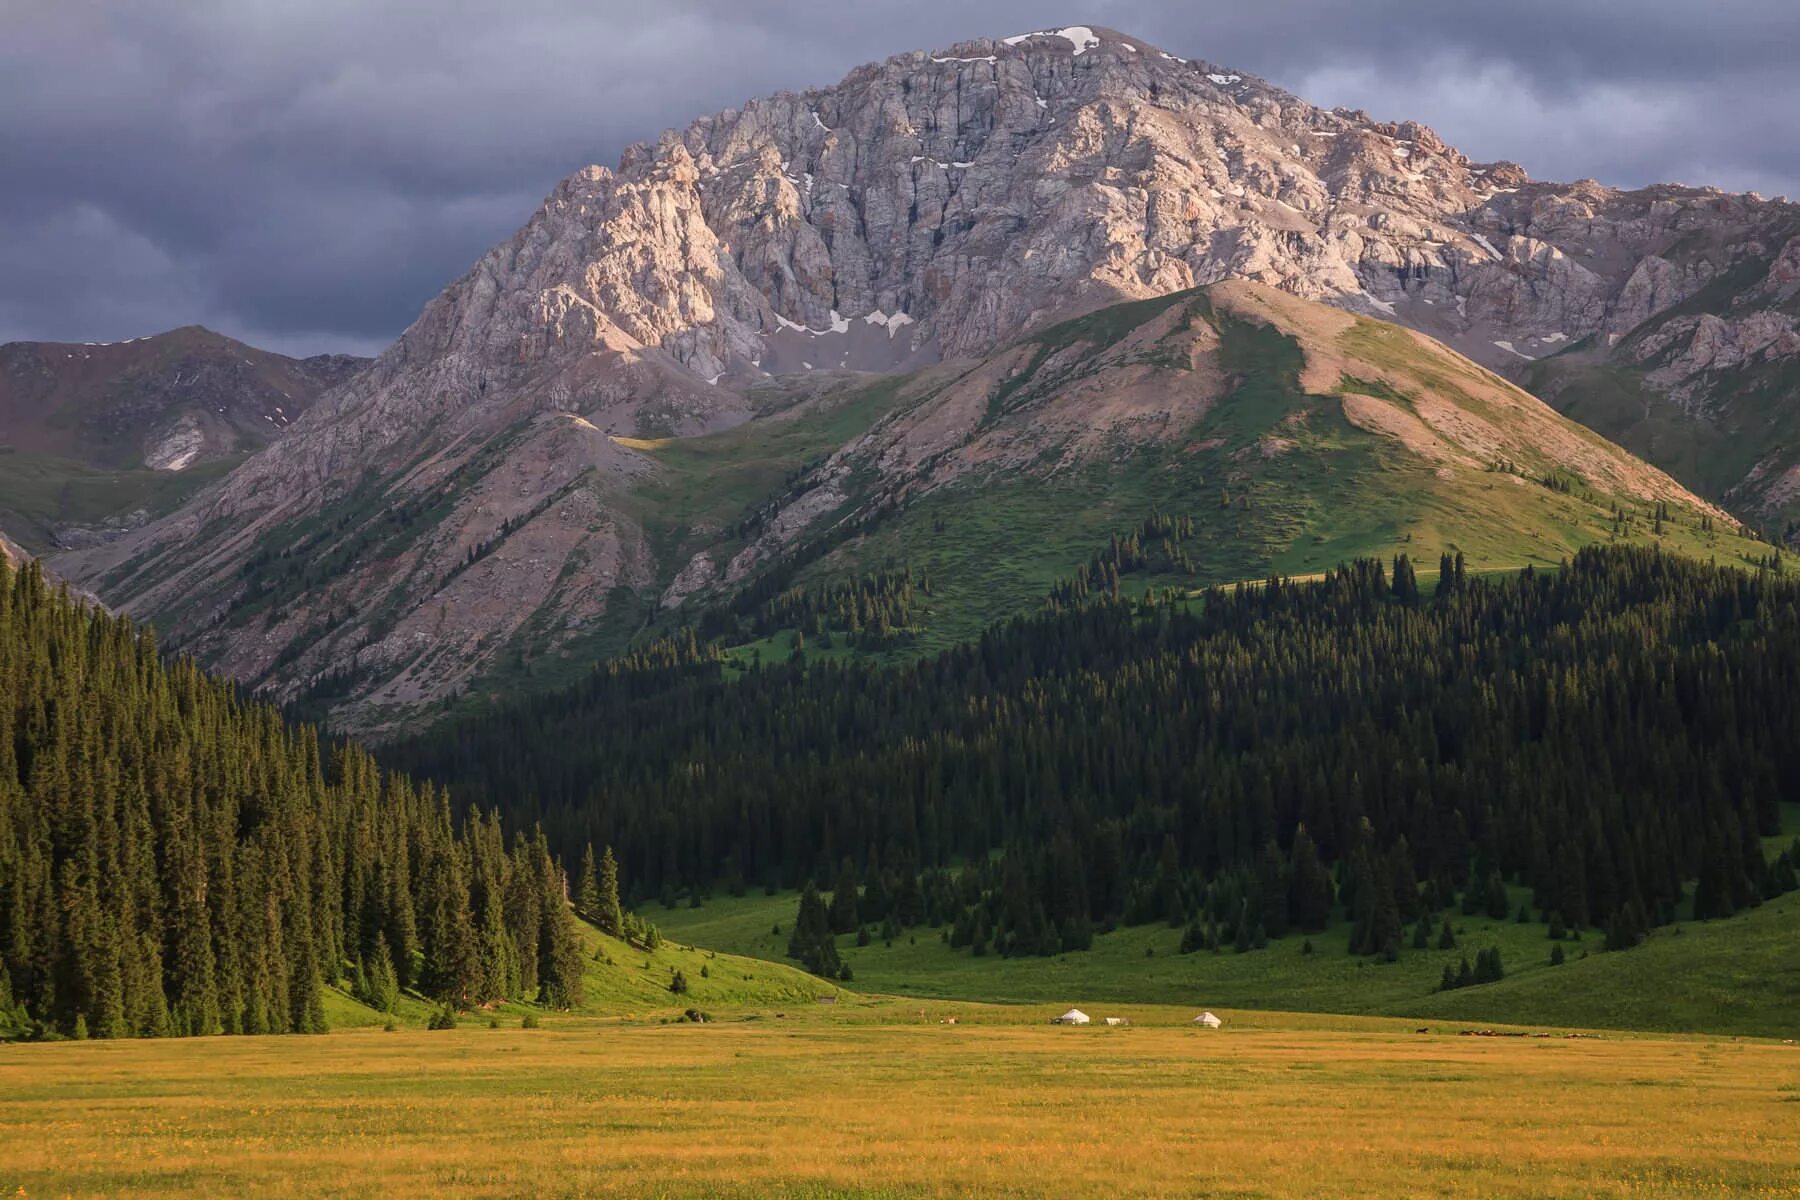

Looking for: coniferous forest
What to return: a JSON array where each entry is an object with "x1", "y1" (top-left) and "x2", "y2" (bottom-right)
[
  {"x1": 0, "y1": 557, "x2": 586, "y2": 1040},
  {"x1": 395, "y1": 547, "x2": 1800, "y2": 966},
  {"x1": 9, "y1": 541, "x2": 1800, "y2": 1036}
]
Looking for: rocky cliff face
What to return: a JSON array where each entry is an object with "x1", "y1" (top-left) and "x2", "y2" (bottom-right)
[
  {"x1": 55, "y1": 24, "x2": 1792, "y2": 727},
  {"x1": 0, "y1": 529, "x2": 29, "y2": 570},
  {"x1": 545, "y1": 24, "x2": 1797, "y2": 386},
  {"x1": 1519, "y1": 216, "x2": 1800, "y2": 527}
]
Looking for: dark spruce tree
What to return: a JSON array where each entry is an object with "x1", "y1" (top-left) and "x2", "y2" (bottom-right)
[
  {"x1": 828, "y1": 864, "x2": 861, "y2": 936},
  {"x1": 596, "y1": 846, "x2": 625, "y2": 938},
  {"x1": 577, "y1": 845, "x2": 602, "y2": 923},
  {"x1": 786, "y1": 882, "x2": 841, "y2": 977}
]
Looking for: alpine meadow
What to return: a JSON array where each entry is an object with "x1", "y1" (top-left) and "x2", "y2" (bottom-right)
[{"x1": 3, "y1": 11, "x2": 1799, "y2": 1200}]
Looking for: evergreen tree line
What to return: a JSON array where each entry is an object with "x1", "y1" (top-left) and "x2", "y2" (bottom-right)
[
  {"x1": 692, "y1": 510, "x2": 893, "y2": 645},
  {"x1": 780, "y1": 801, "x2": 1673, "y2": 980},
  {"x1": 747, "y1": 565, "x2": 927, "y2": 647},
  {"x1": 391, "y1": 546, "x2": 1800, "y2": 964},
  {"x1": 1048, "y1": 510, "x2": 1200, "y2": 608},
  {"x1": 573, "y1": 841, "x2": 665, "y2": 948},
  {"x1": 1438, "y1": 947, "x2": 1506, "y2": 991},
  {"x1": 0, "y1": 558, "x2": 587, "y2": 1040}
]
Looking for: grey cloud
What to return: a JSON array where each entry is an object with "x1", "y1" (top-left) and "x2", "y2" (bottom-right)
[{"x1": 3, "y1": 1, "x2": 1796, "y2": 355}]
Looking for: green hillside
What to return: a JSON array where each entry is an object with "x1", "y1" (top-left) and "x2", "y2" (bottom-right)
[
  {"x1": 0, "y1": 448, "x2": 241, "y2": 552},
  {"x1": 613, "y1": 284, "x2": 1767, "y2": 663},
  {"x1": 318, "y1": 916, "x2": 838, "y2": 1030},
  {"x1": 656, "y1": 874, "x2": 1800, "y2": 1039}
]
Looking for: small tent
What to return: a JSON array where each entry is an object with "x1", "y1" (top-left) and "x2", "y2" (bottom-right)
[
  {"x1": 1104, "y1": 1016, "x2": 1129, "y2": 1027},
  {"x1": 1193, "y1": 1011, "x2": 1223, "y2": 1028},
  {"x1": 1052, "y1": 1008, "x2": 1091, "y2": 1025}
]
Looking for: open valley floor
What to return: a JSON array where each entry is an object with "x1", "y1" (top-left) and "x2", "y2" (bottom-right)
[{"x1": 4, "y1": 1004, "x2": 1798, "y2": 1199}]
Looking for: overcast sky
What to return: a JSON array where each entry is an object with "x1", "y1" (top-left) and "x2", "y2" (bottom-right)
[{"x1": 5, "y1": 1, "x2": 1796, "y2": 357}]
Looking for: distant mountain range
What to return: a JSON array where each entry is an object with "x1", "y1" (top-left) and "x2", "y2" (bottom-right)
[
  {"x1": 0, "y1": 326, "x2": 365, "y2": 549},
  {"x1": 45, "y1": 24, "x2": 1796, "y2": 729}
]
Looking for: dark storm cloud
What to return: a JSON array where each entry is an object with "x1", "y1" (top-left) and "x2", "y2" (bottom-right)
[{"x1": 4, "y1": 0, "x2": 1796, "y2": 356}]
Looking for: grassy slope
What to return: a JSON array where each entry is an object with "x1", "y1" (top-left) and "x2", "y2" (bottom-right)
[
  {"x1": 430, "y1": 379, "x2": 923, "y2": 696},
  {"x1": 317, "y1": 913, "x2": 837, "y2": 1032},
  {"x1": 0, "y1": 450, "x2": 242, "y2": 553},
  {"x1": 658, "y1": 880, "x2": 1800, "y2": 1041},
  {"x1": 1526, "y1": 359, "x2": 1751, "y2": 497},
  {"x1": 617, "y1": 294, "x2": 1768, "y2": 661},
  {"x1": 613, "y1": 377, "x2": 912, "y2": 566}
]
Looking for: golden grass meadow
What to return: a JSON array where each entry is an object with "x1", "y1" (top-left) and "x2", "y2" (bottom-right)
[{"x1": 3, "y1": 1001, "x2": 1797, "y2": 1199}]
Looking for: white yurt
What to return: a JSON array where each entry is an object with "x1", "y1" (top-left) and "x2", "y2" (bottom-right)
[
  {"x1": 1052, "y1": 1008, "x2": 1091, "y2": 1025},
  {"x1": 1193, "y1": 1011, "x2": 1223, "y2": 1028}
]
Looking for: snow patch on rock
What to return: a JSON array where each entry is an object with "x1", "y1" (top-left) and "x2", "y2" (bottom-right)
[
  {"x1": 1469, "y1": 233, "x2": 1504, "y2": 260},
  {"x1": 1004, "y1": 26, "x2": 1102, "y2": 55},
  {"x1": 863, "y1": 310, "x2": 916, "y2": 337},
  {"x1": 144, "y1": 413, "x2": 206, "y2": 472}
]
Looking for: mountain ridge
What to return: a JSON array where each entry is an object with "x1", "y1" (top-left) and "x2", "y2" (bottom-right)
[
  {"x1": 0, "y1": 324, "x2": 366, "y2": 549},
  {"x1": 52, "y1": 24, "x2": 1784, "y2": 727}
]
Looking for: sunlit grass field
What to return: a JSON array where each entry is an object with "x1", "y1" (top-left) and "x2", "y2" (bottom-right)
[
  {"x1": 2, "y1": 1003, "x2": 1796, "y2": 1199},
  {"x1": 4, "y1": 879, "x2": 1796, "y2": 1197}
]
